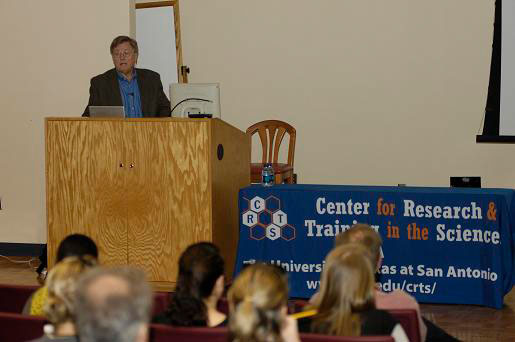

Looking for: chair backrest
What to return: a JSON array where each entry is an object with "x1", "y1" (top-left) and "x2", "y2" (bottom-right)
[
  {"x1": 246, "y1": 120, "x2": 296, "y2": 166},
  {"x1": 150, "y1": 324, "x2": 228, "y2": 342},
  {"x1": 388, "y1": 309, "x2": 420, "y2": 342},
  {"x1": 300, "y1": 333, "x2": 394, "y2": 342},
  {"x1": 0, "y1": 312, "x2": 47, "y2": 342},
  {"x1": 151, "y1": 292, "x2": 229, "y2": 317},
  {"x1": 0, "y1": 283, "x2": 39, "y2": 313},
  {"x1": 153, "y1": 291, "x2": 172, "y2": 316},
  {"x1": 149, "y1": 324, "x2": 394, "y2": 342}
]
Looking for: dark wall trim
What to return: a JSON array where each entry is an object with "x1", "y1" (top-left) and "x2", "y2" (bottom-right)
[
  {"x1": 476, "y1": 135, "x2": 515, "y2": 143},
  {"x1": 0, "y1": 243, "x2": 45, "y2": 256},
  {"x1": 483, "y1": 0, "x2": 501, "y2": 135}
]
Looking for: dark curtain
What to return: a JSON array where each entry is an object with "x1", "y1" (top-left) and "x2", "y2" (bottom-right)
[{"x1": 483, "y1": 0, "x2": 501, "y2": 135}]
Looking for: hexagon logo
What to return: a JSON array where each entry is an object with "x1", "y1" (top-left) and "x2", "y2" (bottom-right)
[
  {"x1": 250, "y1": 196, "x2": 265, "y2": 213},
  {"x1": 266, "y1": 224, "x2": 281, "y2": 240},
  {"x1": 242, "y1": 194, "x2": 296, "y2": 241},
  {"x1": 250, "y1": 224, "x2": 266, "y2": 240},
  {"x1": 272, "y1": 210, "x2": 287, "y2": 227},
  {"x1": 240, "y1": 197, "x2": 250, "y2": 212},
  {"x1": 265, "y1": 196, "x2": 280, "y2": 213},
  {"x1": 281, "y1": 224, "x2": 296, "y2": 241},
  {"x1": 258, "y1": 211, "x2": 272, "y2": 226},
  {"x1": 242, "y1": 210, "x2": 258, "y2": 227}
]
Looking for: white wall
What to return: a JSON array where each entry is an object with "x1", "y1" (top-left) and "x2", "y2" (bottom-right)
[
  {"x1": 0, "y1": 0, "x2": 132, "y2": 243},
  {"x1": 179, "y1": 1, "x2": 515, "y2": 187}
]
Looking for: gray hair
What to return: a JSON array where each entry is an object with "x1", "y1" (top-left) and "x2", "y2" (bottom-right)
[
  {"x1": 75, "y1": 266, "x2": 152, "y2": 342},
  {"x1": 110, "y1": 35, "x2": 139, "y2": 55}
]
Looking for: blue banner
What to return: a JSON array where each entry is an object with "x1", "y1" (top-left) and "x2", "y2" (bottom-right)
[{"x1": 234, "y1": 184, "x2": 515, "y2": 309}]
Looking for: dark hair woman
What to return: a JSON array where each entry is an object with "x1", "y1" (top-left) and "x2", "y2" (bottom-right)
[{"x1": 154, "y1": 242, "x2": 226, "y2": 327}]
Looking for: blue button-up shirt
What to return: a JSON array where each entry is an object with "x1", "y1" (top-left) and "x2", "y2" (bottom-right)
[{"x1": 117, "y1": 70, "x2": 142, "y2": 118}]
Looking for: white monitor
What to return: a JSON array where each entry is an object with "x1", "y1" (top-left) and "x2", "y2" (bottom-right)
[{"x1": 170, "y1": 83, "x2": 221, "y2": 118}]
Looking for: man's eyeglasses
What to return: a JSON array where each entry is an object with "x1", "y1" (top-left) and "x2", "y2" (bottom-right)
[{"x1": 112, "y1": 51, "x2": 134, "y2": 59}]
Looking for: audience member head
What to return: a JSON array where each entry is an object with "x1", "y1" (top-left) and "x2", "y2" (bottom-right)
[
  {"x1": 43, "y1": 255, "x2": 97, "y2": 335},
  {"x1": 311, "y1": 244, "x2": 376, "y2": 336},
  {"x1": 110, "y1": 35, "x2": 138, "y2": 77},
  {"x1": 167, "y1": 242, "x2": 225, "y2": 326},
  {"x1": 75, "y1": 266, "x2": 152, "y2": 342},
  {"x1": 335, "y1": 223, "x2": 382, "y2": 270},
  {"x1": 228, "y1": 263, "x2": 289, "y2": 342},
  {"x1": 56, "y1": 234, "x2": 98, "y2": 263}
]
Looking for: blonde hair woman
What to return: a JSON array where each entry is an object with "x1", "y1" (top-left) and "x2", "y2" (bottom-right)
[
  {"x1": 228, "y1": 263, "x2": 300, "y2": 342},
  {"x1": 28, "y1": 255, "x2": 97, "y2": 342},
  {"x1": 297, "y1": 244, "x2": 408, "y2": 342}
]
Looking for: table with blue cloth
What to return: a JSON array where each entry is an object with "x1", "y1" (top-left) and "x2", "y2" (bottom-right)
[{"x1": 234, "y1": 184, "x2": 515, "y2": 308}]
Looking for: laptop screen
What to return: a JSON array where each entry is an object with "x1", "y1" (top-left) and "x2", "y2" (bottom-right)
[{"x1": 88, "y1": 106, "x2": 125, "y2": 118}]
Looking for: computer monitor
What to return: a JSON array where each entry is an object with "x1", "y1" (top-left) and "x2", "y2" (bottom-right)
[{"x1": 170, "y1": 83, "x2": 221, "y2": 118}]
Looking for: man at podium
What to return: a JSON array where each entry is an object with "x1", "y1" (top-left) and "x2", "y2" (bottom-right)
[{"x1": 82, "y1": 35, "x2": 171, "y2": 118}]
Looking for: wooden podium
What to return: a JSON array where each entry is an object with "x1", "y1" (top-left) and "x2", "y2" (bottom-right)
[{"x1": 45, "y1": 118, "x2": 250, "y2": 288}]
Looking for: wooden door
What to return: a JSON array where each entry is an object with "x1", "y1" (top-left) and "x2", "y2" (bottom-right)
[
  {"x1": 125, "y1": 120, "x2": 212, "y2": 282},
  {"x1": 46, "y1": 119, "x2": 128, "y2": 267}
]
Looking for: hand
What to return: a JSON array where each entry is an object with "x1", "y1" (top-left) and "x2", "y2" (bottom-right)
[{"x1": 281, "y1": 315, "x2": 301, "y2": 342}]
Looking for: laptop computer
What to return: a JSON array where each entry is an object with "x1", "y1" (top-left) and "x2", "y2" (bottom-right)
[{"x1": 88, "y1": 106, "x2": 125, "y2": 118}]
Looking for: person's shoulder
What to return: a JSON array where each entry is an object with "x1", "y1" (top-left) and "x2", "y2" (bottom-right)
[
  {"x1": 136, "y1": 68, "x2": 161, "y2": 79},
  {"x1": 136, "y1": 68, "x2": 159, "y2": 75},
  {"x1": 375, "y1": 289, "x2": 419, "y2": 310},
  {"x1": 389, "y1": 289, "x2": 416, "y2": 300},
  {"x1": 91, "y1": 68, "x2": 116, "y2": 82},
  {"x1": 213, "y1": 316, "x2": 228, "y2": 327},
  {"x1": 364, "y1": 308, "x2": 396, "y2": 320},
  {"x1": 29, "y1": 286, "x2": 48, "y2": 316}
]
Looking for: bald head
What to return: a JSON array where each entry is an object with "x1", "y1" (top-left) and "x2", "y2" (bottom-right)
[
  {"x1": 85, "y1": 274, "x2": 130, "y2": 306},
  {"x1": 75, "y1": 267, "x2": 152, "y2": 342}
]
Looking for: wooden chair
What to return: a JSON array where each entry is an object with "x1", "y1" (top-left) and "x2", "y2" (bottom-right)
[{"x1": 246, "y1": 120, "x2": 296, "y2": 184}]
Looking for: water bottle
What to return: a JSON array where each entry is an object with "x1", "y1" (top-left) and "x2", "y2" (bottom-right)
[{"x1": 262, "y1": 163, "x2": 275, "y2": 187}]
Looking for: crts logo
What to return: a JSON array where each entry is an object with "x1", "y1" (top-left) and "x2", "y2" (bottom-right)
[{"x1": 241, "y1": 196, "x2": 295, "y2": 241}]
